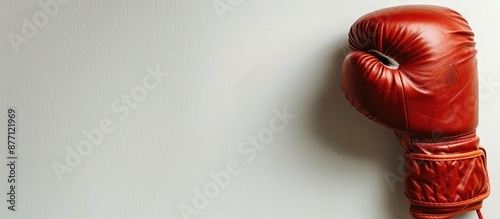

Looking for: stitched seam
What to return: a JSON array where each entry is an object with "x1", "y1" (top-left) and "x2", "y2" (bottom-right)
[
  {"x1": 406, "y1": 154, "x2": 482, "y2": 161},
  {"x1": 397, "y1": 69, "x2": 411, "y2": 147},
  {"x1": 410, "y1": 202, "x2": 483, "y2": 218},
  {"x1": 413, "y1": 132, "x2": 476, "y2": 144},
  {"x1": 407, "y1": 189, "x2": 489, "y2": 207},
  {"x1": 405, "y1": 150, "x2": 484, "y2": 161}
]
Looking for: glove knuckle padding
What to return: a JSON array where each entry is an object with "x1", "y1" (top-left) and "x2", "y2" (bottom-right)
[
  {"x1": 341, "y1": 5, "x2": 490, "y2": 219},
  {"x1": 341, "y1": 5, "x2": 478, "y2": 136}
]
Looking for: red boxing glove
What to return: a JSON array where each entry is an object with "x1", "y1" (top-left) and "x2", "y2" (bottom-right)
[{"x1": 341, "y1": 5, "x2": 490, "y2": 219}]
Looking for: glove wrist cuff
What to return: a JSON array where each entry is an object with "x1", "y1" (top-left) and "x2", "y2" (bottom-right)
[{"x1": 403, "y1": 148, "x2": 490, "y2": 218}]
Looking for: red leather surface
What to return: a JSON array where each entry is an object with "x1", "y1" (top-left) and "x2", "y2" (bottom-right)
[{"x1": 340, "y1": 5, "x2": 490, "y2": 219}]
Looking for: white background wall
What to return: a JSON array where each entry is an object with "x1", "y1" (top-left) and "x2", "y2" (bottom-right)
[{"x1": 1, "y1": 0, "x2": 499, "y2": 218}]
